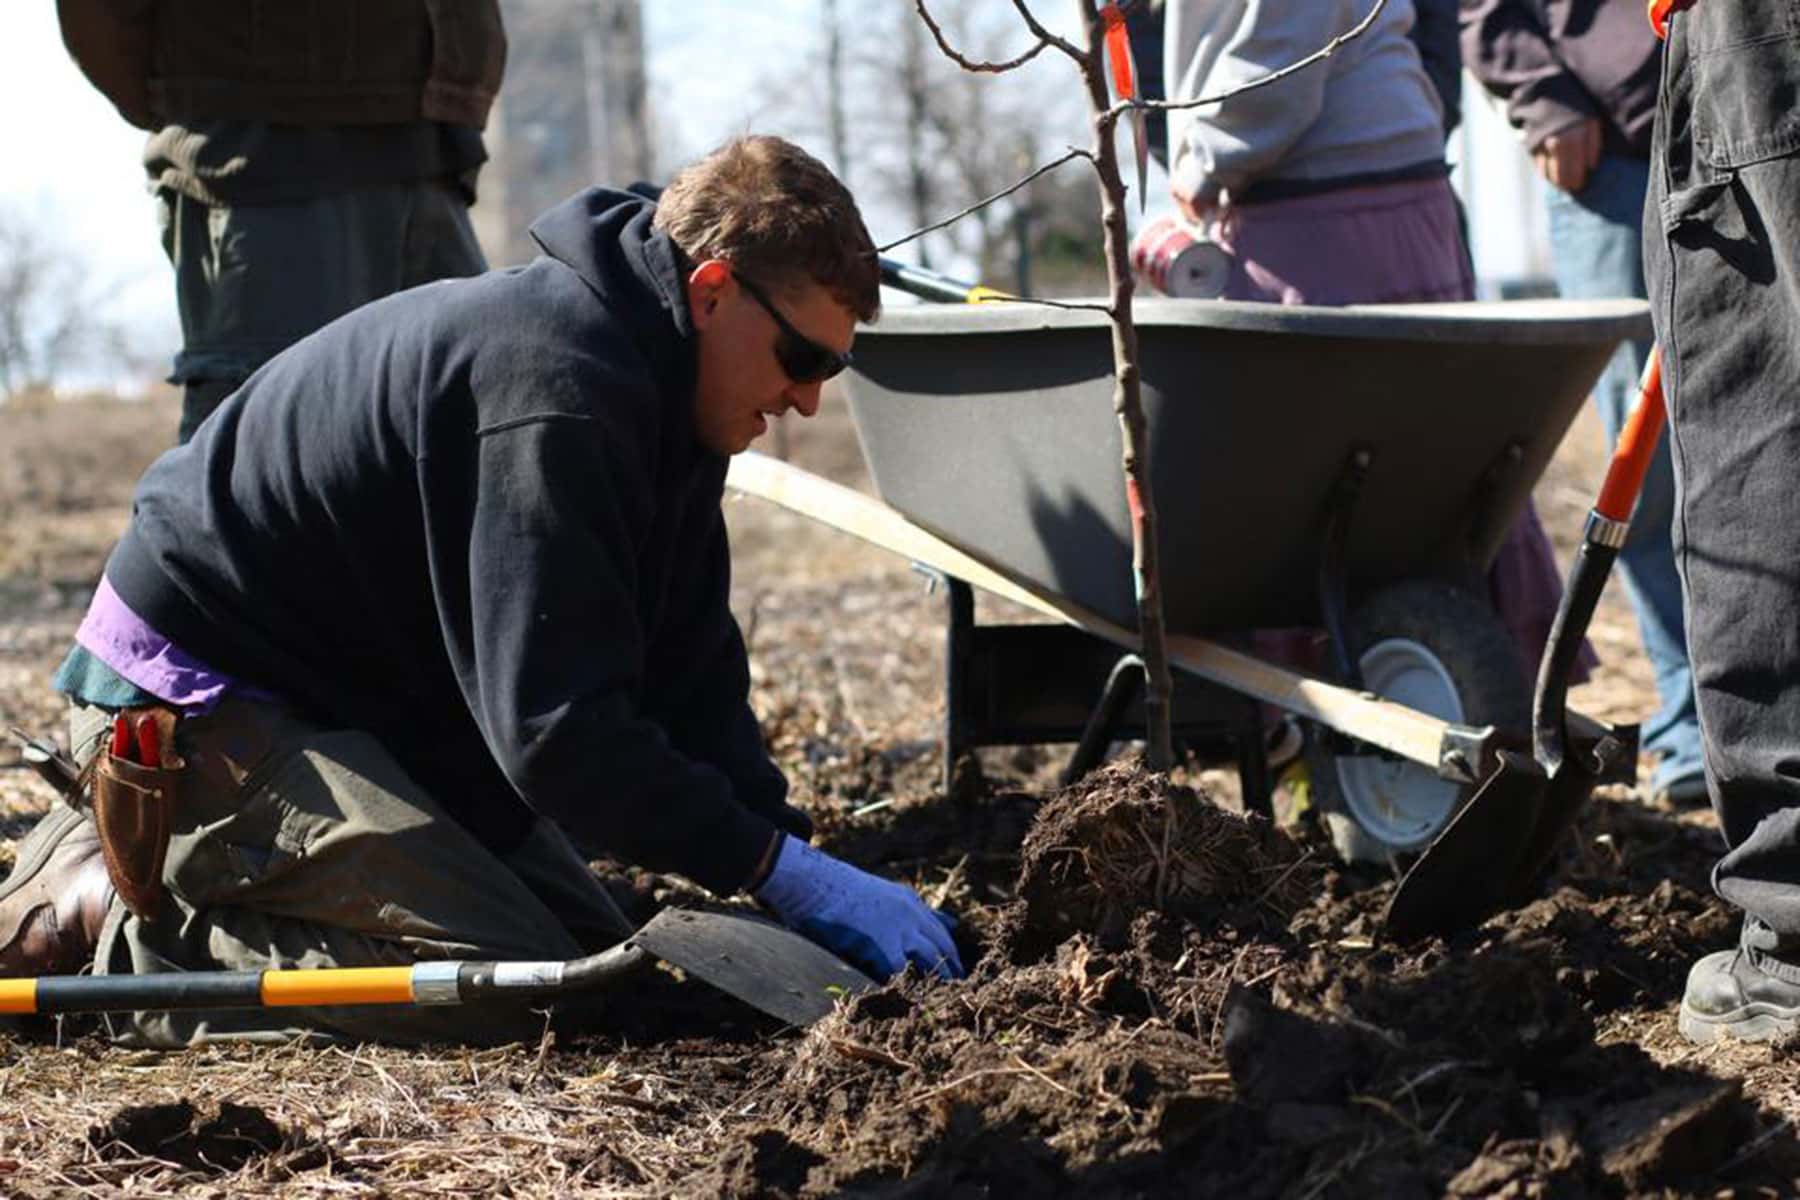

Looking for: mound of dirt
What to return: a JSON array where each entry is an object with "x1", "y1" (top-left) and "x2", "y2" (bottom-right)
[
  {"x1": 689, "y1": 766, "x2": 1790, "y2": 1198},
  {"x1": 1003, "y1": 762, "x2": 1321, "y2": 962}
]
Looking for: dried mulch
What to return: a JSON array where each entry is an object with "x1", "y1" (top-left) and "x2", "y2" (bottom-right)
[{"x1": 2, "y1": 395, "x2": 1798, "y2": 1196}]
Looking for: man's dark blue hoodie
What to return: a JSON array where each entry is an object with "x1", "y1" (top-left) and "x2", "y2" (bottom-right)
[{"x1": 104, "y1": 189, "x2": 812, "y2": 895}]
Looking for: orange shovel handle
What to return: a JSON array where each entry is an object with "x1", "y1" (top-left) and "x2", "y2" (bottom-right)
[{"x1": 1593, "y1": 346, "x2": 1666, "y2": 524}]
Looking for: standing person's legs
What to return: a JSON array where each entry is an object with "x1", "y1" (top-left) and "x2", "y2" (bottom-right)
[
  {"x1": 68, "y1": 698, "x2": 630, "y2": 1048},
  {"x1": 1543, "y1": 154, "x2": 1704, "y2": 802},
  {"x1": 1648, "y1": 6, "x2": 1800, "y2": 1043},
  {"x1": 158, "y1": 181, "x2": 487, "y2": 443}
]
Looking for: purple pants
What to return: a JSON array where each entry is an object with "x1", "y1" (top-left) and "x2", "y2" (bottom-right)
[{"x1": 1205, "y1": 176, "x2": 1588, "y2": 685}]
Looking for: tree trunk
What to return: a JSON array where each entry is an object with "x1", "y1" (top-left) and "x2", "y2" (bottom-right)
[{"x1": 1076, "y1": 0, "x2": 1174, "y2": 770}]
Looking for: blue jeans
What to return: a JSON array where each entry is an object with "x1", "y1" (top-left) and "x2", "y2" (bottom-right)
[{"x1": 1542, "y1": 154, "x2": 1703, "y2": 792}]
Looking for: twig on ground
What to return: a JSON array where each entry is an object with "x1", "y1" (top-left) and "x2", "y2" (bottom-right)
[
  {"x1": 928, "y1": 854, "x2": 969, "y2": 908},
  {"x1": 1391, "y1": 1059, "x2": 1476, "y2": 1101},
  {"x1": 911, "y1": 1066, "x2": 1037, "y2": 1105},
  {"x1": 1010, "y1": 1052, "x2": 1075, "y2": 1096},
  {"x1": 831, "y1": 1039, "x2": 917, "y2": 1073},
  {"x1": 1713, "y1": 1117, "x2": 1793, "y2": 1177}
]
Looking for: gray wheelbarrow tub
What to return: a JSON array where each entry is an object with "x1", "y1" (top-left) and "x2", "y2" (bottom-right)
[{"x1": 841, "y1": 297, "x2": 1650, "y2": 634}]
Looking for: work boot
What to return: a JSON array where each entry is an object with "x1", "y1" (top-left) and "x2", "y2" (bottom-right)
[
  {"x1": 0, "y1": 805, "x2": 114, "y2": 977},
  {"x1": 1679, "y1": 948, "x2": 1800, "y2": 1045}
]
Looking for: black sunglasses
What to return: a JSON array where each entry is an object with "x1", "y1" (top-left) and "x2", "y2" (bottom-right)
[{"x1": 735, "y1": 273, "x2": 853, "y2": 383}]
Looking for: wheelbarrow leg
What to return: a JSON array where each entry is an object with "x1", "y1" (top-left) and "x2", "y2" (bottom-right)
[
  {"x1": 942, "y1": 575, "x2": 976, "y2": 795},
  {"x1": 1062, "y1": 653, "x2": 1146, "y2": 785},
  {"x1": 1235, "y1": 706, "x2": 1274, "y2": 820}
]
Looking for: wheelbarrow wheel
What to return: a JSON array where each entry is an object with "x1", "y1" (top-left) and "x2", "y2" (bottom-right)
[{"x1": 1304, "y1": 581, "x2": 1530, "y2": 865}]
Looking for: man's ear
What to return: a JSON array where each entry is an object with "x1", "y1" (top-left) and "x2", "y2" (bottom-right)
[{"x1": 686, "y1": 259, "x2": 731, "y2": 331}]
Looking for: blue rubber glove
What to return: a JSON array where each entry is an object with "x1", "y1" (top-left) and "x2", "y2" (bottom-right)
[{"x1": 753, "y1": 835, "x2": 965, "y2": 981}]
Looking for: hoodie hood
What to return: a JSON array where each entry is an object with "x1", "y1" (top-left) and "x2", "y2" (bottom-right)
[{"x1": 528, "y1": 187, "x2": 695, "y2": 344}]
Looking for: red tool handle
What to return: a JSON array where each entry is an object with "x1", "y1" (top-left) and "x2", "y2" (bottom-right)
[
  {"x1": 1649, "y1": 0, "x2": 1700, "y2": 39},
  {"x1": 1594, "y1": 346, "x2": 1666, "y2": 524},
  {"x1": 134, "y1": 714, "x2": 161, "y2": 769},
  {"x1": 110, "y1": 713, "x2": 132, "y2": 760}
]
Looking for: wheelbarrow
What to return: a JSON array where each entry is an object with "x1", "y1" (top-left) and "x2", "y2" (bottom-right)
[{"x1": 730, "y1": 266, "x2": 1646, "y2": 911}]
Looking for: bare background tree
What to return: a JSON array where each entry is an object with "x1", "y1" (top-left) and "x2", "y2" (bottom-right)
[
  {"x1": 0, "y1": 208, "x2": 136, "y2": 403},
  {"x1": 791, "y1": 3, "x2": 1107, "y2": 295},
  {"x1": 474, "y1": 0, "x2": 653, "y2": 268}
]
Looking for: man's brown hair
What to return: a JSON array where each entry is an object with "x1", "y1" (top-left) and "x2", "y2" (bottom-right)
[{"x1": 654, "y1": 135, "x2": 880, "y2": 322}]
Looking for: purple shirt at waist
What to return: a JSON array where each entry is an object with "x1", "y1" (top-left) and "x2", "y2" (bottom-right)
[{"x1": 76, "y1": 576, "x2": 241, "y2": 713}]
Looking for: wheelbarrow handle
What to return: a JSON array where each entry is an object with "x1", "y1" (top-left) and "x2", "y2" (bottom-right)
[{"x1": 1594, "y1": 347, "x2": 1666, "y2": 525}]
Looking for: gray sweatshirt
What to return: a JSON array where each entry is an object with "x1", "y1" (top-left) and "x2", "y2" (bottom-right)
[{"x1": 1166, "y1": 0, "x2": 1448, "y2": 206}]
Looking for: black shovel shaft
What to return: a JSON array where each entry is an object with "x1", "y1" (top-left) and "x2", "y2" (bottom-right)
[
  {"x1": 1532, "y1": 524, "x2": 1622, "y2": 772},
  {"x1": 0, "y1": 942, "x2": 649, "y2": 1017},
  {"x1": 879, "y1": 257, "x2": 968, "y2": 303},
  {"x1": 878, "y1": 257, "x2": 1011, "y2": 305}
]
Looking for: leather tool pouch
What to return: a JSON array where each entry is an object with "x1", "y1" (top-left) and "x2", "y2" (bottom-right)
[{"x1": 90, "y1": 706, "x2": 184, "y2": 918}]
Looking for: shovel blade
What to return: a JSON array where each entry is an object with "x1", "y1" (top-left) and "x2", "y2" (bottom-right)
[
  {"x1": 1384, "y1": 750, "x2": 1549, "y2": 939},
  {"x1": 631, "y1": 908, "x2": 877, "y2": 1028},
  {"x1": 1501, "y1": 754, "x2": 1604, "y2": 908}
]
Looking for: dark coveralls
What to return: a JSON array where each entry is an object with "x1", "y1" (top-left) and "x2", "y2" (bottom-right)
[{"x1": 1646, "y1": 0, "x2": 1800, "y2": 977}]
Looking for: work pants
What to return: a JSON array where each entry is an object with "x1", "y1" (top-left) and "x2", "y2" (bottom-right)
[
  {"x1": 159, "y1": 180, "x2": 486, "y2": 443},
  {"x1": 70, "y1": 697, "x2": 633, "y2": 1048},
  {"x1": 1646, "y1": 2, "x2": 1800, "y2": 975}
]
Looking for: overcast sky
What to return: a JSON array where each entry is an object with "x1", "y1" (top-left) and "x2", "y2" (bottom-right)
[{"x1": 0, "y1": 2, "x2": 1544, "y2": 388}]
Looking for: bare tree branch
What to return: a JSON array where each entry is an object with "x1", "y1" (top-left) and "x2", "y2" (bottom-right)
[
  {"x1": 914, "y1": 0, "x2": 1054, "y2": 73},
  {"x1": 877, "y1": 147, "x2": 1094, "y2": 253},
  {"x1": 1105, "y1": 0, "x2": 1388, "y2": 125},
  {"x1": 883, "y1": 0, "x2": 1389, "y2": 257},
  {"x1": 1008, "y1": 0, "x2": 1085, "y2": 63}
]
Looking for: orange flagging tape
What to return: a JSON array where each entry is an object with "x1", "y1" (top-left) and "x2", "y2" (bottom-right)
[
  {"x1": 0, "y1": 978, "x2": 38, "y2": 1014},
  {"x1": 260, "y1": 966, "x2": 417, "y2": 1008},
  {"x1": 1100, "y1": 4, "x2": 1135, "y2": 100}
]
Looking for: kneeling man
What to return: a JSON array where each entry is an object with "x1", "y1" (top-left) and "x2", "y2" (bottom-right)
[{"x1": 0, "y1": 135, "x2": 960, "y2": 1047}]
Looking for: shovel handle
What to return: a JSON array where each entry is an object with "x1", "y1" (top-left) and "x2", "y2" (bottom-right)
[
  {"x1": 1593, "y1": 347, "x2": 1666, "y2": 525},
  {"x1": 878, "y1": 257, "x2": 1012, "y2": 305},
  {"x1": 0, "y1": 942, "x2": 650, "y2": 1016}
]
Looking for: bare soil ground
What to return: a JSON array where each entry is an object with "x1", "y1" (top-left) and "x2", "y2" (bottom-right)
[{"x1": 0, "y1": 389, "x2": 1795, "y2": 1197}]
